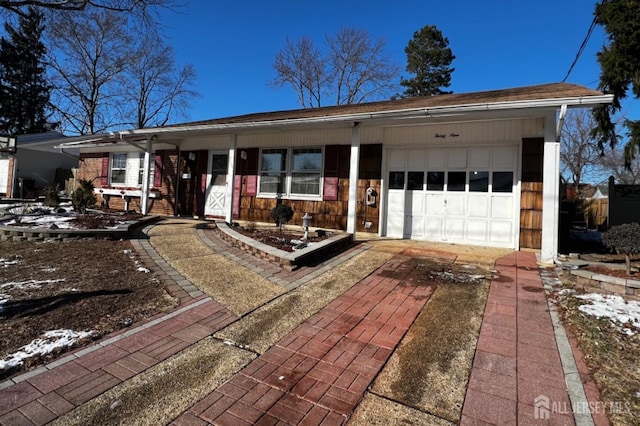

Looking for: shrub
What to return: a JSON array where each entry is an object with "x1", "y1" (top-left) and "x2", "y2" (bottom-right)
[
  {"x1": 72, "y1": 179, "x2": 97, "y2": 214},
  {"x1": 270, "y1": 204, "x2": 293, "y2": 231},
  {"x1": 602, "y1": 223, "x2": 640, "y2": 275},
  {"x1": 42, "y1": 185, "x2": 60, "y2": 207}
]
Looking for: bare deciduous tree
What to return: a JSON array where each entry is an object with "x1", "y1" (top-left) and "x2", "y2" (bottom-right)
[
  {"x1": 560, "y1": 109, "x2": 603, "y2": 196},
  {"x1": 272, "y1": 37, "x2": 327, "y2": 108},
  {"x1": 47, "y1": 9, "x2": 132, "y2": 134},
  {"x1": 0, "y1": 0, "x2": 175, "y2": 23},
  {"x1": 125, "y1": 34, "x2": 197, "y2": 128},
  {"x1": 596, "y1": 143, "x2": 640, "y2": 184},
  {"x1": 272, "y1": 28, "x2": 399, "y2": 108},
  {"x1": 327, "y1": 28, "x2": 399, "y2": 105}
]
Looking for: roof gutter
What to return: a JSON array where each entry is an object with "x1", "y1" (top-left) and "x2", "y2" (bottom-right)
[{"x1": 56, "y1": 94, "x2": 615, "y2": 148}]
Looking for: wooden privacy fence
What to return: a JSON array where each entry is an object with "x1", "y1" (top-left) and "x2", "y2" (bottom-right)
[{"x1": 584, "y1": 197, "x2": 608, "y2": 230}]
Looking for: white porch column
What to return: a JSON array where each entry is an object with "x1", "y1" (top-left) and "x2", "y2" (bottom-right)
[
  {"x1": 541, "y1": 111, "x2": 560, "y2": 263},
  {"x1": 224, "y1": 134, "x2": 237, "y2": 223},
  {"x1": 346, "y1": 123, "x2": 360, "y2": 234},
  {"x1": 140, "y1": 136, "x2": 152, "y2": 215}
]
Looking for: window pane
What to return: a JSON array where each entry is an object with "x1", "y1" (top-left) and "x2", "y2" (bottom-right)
[
  {"x1": 427, "y1": 172, "x2": 445, "y2": 191},
  {"x1": 389, "y1": 171, "x2": 404, "y2": 190},
  {"x1": 111, "y1": 170, "x2": 126, "y2": 184},
  {"x1": 469, "y1": 171, "x2": 489, "y2": 192},
  {"x1": 112, "y1": 153, "x2": 127, "y2": 169},
  {"x1": 448, "y1": 171, "x2": 466, "y2": 191},
  {"x1": 259, "y1": 173, "x2": 285, "y2": 193},
  {"x1": 261, "y1": 149, "x2": 287, "y2": 172},
  {"x1": 493, "y1": 171, "x2": 513, "y2": 192},
  {"x1": 293, "y1": 148, "x2": 321, "y2": 171},
  {"x1": 212, "y1": 154, "x2": 228, "y2": 172},
  {"x1": 291, "y1": 173, "x2": 320, "y2": 195},
  {"x1": 407, "y1": 171, "x2": 424, "y2": 190}
]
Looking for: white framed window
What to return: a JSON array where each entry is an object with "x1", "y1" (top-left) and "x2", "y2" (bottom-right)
[
  {"x1": 110, "y1": 152, "x2": 154, "y2": 187},
  {"x1": 259, "y1": 147, "x2": 322, "y2": 198},
  {"x1": 110, "y1": 153, "x2": 127, "y2": 185}
]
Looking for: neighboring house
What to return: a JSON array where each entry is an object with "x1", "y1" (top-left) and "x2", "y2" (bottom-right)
[
  {"x1": 55, "y1": 83, "x2": 613, "y2": 263},
  {"x1": 0, "y1": 132, "x2": 79, "y2": 198}
]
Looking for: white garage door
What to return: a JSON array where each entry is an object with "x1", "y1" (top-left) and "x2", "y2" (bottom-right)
[{"x1": 386, "y1": 146, "x2": 518, "y2": 248}]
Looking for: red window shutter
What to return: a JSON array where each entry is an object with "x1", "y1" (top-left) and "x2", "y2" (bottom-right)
[
  {"x1": 100, "y1": 153, "x2": 109, "y2": 186},
  {"x1": 323, "y1": 145, "x2": 340, "y2": 200},
  {"x1": 153, "y1": 152, "x2": 163, "y2": 188}
]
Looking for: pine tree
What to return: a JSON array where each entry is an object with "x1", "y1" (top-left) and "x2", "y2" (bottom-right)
[
  {"x1": 400, "y1": 25, "x2": 455, "y2": 97},
  {"x1": 0, "y1": 7, "x2": 54, "y2": 135},
  {"x1": 591, "y1": 0, "x2": 640, "y2": 166}
]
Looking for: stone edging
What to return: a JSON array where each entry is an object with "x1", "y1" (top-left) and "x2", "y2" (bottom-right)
[
  {"x1": 214, "y1": 221, "x2": 353, "y2": 271},
  {"x1": 0, "y1": 215, "x2": 161, "y2": 242},
  {"x1": 570, "y1": 269, "x2": 640, "y2": 300}
]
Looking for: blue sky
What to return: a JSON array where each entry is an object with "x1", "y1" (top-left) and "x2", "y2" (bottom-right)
[{"x1": 157, "y1": 0, "x2": 626, "y2": 122}]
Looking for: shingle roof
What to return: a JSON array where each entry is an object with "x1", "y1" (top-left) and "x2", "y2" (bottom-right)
[{"x1": 165, "y1": 83, "x2": 606, "y2": 128}]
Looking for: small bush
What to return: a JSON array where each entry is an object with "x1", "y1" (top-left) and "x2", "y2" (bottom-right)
[
  {"x1": 72, "y1": 179, "x2": 97, "y2": 214},
  {"x1": 271, "y1": 204, "x2": 293, "y2": 231},
  {"x1": 602, "y1": 223, "x2": 640, "y2": 275},
  {"x1": 42, "y1": 185, "x2": 60, "y2": 207}
]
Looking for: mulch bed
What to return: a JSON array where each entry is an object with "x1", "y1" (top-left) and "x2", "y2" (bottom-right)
[{"x1": 232, "y1": 225, "x2": 328, "y2": 252}]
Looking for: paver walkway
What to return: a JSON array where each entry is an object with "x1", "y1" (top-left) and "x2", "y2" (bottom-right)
[
  {"x1": 462, "y1": 251, "x2": 576, "y2": 425},
  {"x1": 172, "y1": 251, "x2": 434, "y2": 425}
]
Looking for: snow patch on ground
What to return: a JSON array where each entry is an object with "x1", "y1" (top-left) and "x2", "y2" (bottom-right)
[
  {"x1": 576, "y1": 293, "x2": 640, "y2": 336},
  {"x1": 1, "y1": 278, "x2": 66, "y2": 291},
  {"x1": 0, "y1": 257, "x2": 21, "y2": 267},
  {"x1": 0, "y1": 329, "x2": 95, "y2": 371}
]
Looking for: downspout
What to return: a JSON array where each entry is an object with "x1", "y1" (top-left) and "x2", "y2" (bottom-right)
[{"x1": 556, "y1": 104, "x2": 568, "y2": 142}]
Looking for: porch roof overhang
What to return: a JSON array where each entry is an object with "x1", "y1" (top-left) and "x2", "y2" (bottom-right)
[{"x1": 54, "y1": 83, "x2": 614, "y2": 150}]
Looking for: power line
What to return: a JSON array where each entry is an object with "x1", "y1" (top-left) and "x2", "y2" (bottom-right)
[{"x1": 562, "y1": 15, "x2": 598, "y2": 83}]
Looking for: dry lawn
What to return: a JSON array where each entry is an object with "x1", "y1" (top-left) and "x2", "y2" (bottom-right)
[
  {"x1": 52, "y1": 338, "x2": 255, "y2": 426},
  {"x1": 371, "y1": 260, "x2": 490, "y2": 423},
  {"x1": 148, "y1": 221, "x2": 284, "y2": 316}
]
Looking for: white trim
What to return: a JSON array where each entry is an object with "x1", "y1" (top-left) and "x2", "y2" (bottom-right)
[
  {"x1": 541, "y1": 112, "x2": 560, "y2": 263},
  {"x1": 346, "y1": 125, "x2": 361, "y2": 234},
  {"x1": 224, "y1": 135, "x2": 237, "y2": 223}
]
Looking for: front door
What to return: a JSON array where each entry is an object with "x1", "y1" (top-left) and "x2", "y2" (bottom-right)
[
  {"x1": 177, "y1": 152, "x2": 197, "y2": 216},
  {"x1": 204, "y1": 152, "x2": 229, "y2": 218}
]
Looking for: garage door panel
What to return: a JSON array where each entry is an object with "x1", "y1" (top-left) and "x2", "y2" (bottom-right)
[
  {"x1": 490, "y1": 221, "x2": 513, "y2": 243},
  {"x1": 425, "y1": 194, "x2": 445, "y2": 215},
  {"x1": 0, "y1": 158, "x2": 8, "y2": 194},
  {"x1": 425, "y1": 216, "x2": 443, "y2": 238},
  {"x1": 408, "y1": 191, "x2": 424, "y2": 216},
  {"x1": 467, "y1": 219, "x2": 488, "y2": 241},
  {"x1": 406, "y1": 215, "x2": 424, "y2": 238},
  {"x1": 446, "y1": 217, "x2": 465, "y2": 240},
  {"x1": 427, "y1": 149, "x2": 446, "y2": 169},
  {"x1": 491, "y1": 196, "x2": 513, "y2": 219},
  {"x1": 468, "y1": 194, "x2": 489, "y2": 218},
  {"x1": 447, "y1": 194, "x2": 465, "y2": 216},
  {"x1": 469, "y1": 148, "x2": 490, "y2": 168},
  {"x1": 492, "y1": 146, "x2": 516, "y2": 168},
  {"x1": 448, "y1": 149, "x2": 467, "y2": 168},
  {"x1": 387, "y1": 190, "x2": 404, "y2": 238}
]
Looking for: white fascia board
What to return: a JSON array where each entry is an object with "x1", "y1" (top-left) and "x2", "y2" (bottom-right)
[{"x1": 56, "y1": 94, "x2": 615, "y2": 148}]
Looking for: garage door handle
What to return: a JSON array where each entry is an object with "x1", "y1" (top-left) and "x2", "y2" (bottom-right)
[{"x1": 444, "y1": 199, "x2": 447, "y2": 206}]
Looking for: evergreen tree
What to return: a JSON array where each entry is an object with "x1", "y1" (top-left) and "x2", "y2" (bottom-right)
[
  {"x1": 400, "y1": 25, "x2": 455, "y2": 97},
  {"x1": 0, "y1": 7, "x2": 54, "y2": 135},
  {"x1": 591, "y1": 0, "x2": 640, "y2": 166}
]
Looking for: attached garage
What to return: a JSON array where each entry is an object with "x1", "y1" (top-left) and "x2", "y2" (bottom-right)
[{"x1": 386, "y1": 144, "x2": 518, "y2": 248}]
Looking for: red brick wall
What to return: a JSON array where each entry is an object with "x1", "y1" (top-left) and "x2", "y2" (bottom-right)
[{"x1": 78, "y1": 150, "x2": 178, "y2": 216}]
